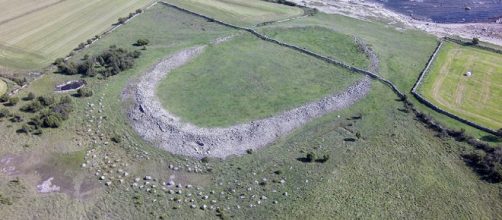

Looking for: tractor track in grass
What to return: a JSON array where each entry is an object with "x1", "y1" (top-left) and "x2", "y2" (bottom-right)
[{"x1": 123, "y1": 37, "x2": 378, "y2": 158}]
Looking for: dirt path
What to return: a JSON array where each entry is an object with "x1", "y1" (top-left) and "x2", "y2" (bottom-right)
[{"x1": 123, "y1": 39, "x2": 377, "y2": 159}]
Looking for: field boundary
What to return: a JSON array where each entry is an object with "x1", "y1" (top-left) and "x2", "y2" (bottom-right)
[
  {"x1": 411, "y1": 39, "x2": 499, "y2": 135},
  {"x1": 159, "y1": 1, "x2": 501, "y2": 136},
  {"x1": 158, "y1": 1, "x2": 407, "y2": 100}
]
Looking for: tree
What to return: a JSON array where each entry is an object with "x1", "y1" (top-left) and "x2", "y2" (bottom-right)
[
  {"x1": 472, "y1": 37, "x2": 480, "y2": 45},
  {"x1": 135, "y1": 39, "x2": 150, "y2": 47}
]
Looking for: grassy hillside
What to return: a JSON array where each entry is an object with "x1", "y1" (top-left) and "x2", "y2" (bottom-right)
[
  {"x1": 157, "y1": 33, "x2": 364, "y2": 127},
  {"x1": 0, "y1": 0, "x2": 156, "y2": 70},
  {"x1": 0, "y1": 3, "x2": 501, "y2": 220},
  {"x1": 261, "y1": 13, "x2": 500, "y2": 140},
  {"x1": 163, "y1": 0, "x2": 303, "y2": 26},
  {"x1": 260, "y1": 26, "x2": 370, "y2": 69},
  {"x1": 420, "y1": 42, "x2": 502, "y2": 129}
]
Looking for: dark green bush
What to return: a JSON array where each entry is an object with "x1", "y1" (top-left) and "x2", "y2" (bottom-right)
[
  {"x1": 77, "y1": 87, "x2": 93, "y2": 97},
  {"x1": 0, "y1": 108, "x2": 9, "y2": 118},
  {"x1": 7, "y1": 97, "x2": 19, "y2": 106}
]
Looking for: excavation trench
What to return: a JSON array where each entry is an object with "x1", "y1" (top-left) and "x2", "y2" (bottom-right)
[{"x1": 124, "y1": 39, "x2": 378, "y2": 159}]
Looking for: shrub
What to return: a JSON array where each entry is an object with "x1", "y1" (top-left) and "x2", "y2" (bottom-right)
[
  {"x1": 54, "y1": 58, "x2": 65, "y2": 65},
  {"x1": 7, "y1": 97, "x2": 19, "y2": 106},
  {"x1": 318, "y1": 155, "x2": 330, "y2": 163},
  {"x1": 497, "y1": 128, "x2": 502, "y2": 138},
  {"x1": 42, "y1": 114, "x2": 62, "y2": 128},
  {"x1": 246, "y1": 149, "x2": 253, "y2": 154},
  {"x1": 306, "y1": 152, "x2": 316, "y2": 162},
  {"x1": 77, "y1": 43, "x2": 85, "y2": 50},
  {"x1": 0, "y1": 94, "x2": 8, "y2": 103},
  {"x1": 0, "y1": 108, "x2": 9, "y2": 118},
  {"x1": 59, "y1": 95, "x2": 73, "y2": 105},
  {"x1": 135, "y1": 39, "x2": 150, "y2": 47},
  {"x1": 77, "y1": 87, "x2": 93, "y2": 97},
  {"x1": 472, "y1": 37, "x2": 480, "y2": 45},
  {"x1": 25, "y1": 92, "x2": 35, "y2": 101},
  {"x1": 111, "y1": 134, "x2": 122, "y2": 143},
  {"x1": 118, "y1": 17, "x2": 127, "y2": 24},
  {"x1": 10, "y1": 114, "x2": 23, "y2": 123},
  {"x1": 37, "y1": 95, "x2": 55, "y2": 106},
  {"x1": 201, "y1": 157, "x2": 210, "y2": 163},
  {"x1": 20, "y1": 100, "x2": 43, "y2": 113},
  {"x1": 136, "y1": 9, "x2": 142, "y2": 13},
  {"x1": 19, "y1": 123, "x2": 31, "y2": 133}
]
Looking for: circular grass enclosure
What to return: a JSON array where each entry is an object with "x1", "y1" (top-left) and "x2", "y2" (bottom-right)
[
  {"x1": 157, "y1": 33, "x2": 368, "y2": 127},
  {"x1": 0, "y1": 79, "x2": 7, "y2": 96}
]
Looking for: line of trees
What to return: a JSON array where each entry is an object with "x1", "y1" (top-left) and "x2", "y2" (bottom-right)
[{"x1": 55, "y1": 45, "x2": 141, "y2": 78}]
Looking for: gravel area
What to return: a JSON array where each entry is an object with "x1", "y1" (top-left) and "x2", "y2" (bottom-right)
[{"x1": 124, "y1": 39, "x2": 377, "y2": 159}]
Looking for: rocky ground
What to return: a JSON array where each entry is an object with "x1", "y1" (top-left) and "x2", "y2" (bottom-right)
[
  {"x1": 292, "y1": 0, "x2": 502, "y2": 46},
  {"x1": 123, "y1": 37, "x2": 378, "y2": 159}
]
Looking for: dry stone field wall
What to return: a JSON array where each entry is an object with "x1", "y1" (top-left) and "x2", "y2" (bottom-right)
[
  {"x1": 411, "y1": 39, "x2": 499, "y2": 135},
  {"x1": 159, "y1": 1, "x2": 407, "y2": 99}
]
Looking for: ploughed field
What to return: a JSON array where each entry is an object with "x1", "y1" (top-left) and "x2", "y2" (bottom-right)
[
  {"x1": 157, "y1": 32, "x2": 365, "y2": 127},
  {"x1": 0, "y1": 0, "x2": 155, "y2": 70},
  {"x1": 420, "y1": 42, "x2": 502, "y2": 129}
]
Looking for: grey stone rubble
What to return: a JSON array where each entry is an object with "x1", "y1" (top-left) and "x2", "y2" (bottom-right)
[{"x1": 124, "y1": 36, "x2": 379, "y2": 158}]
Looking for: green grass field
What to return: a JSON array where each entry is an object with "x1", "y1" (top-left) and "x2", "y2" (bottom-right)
[
  {"x1": 0, "y1": 79, "x2": 6, "y2": 96},
  {"x1": 420, "y1": 42, "x2": 502, "y2": 130},
  {"x1": 260, "y1": 26, "x2": 370, "y2": 69},
  {"x1": 164, "y1": 0, "x2": 303, "y2": 26},
  {"x1": 0, "y1": 0, "x2": 155, "y2": 71},
  {"x1": 157, "y1": 32, "x2": 364, "y2": 127},
  {"x1": 0, "y1": 3, "x2": 501, "y2": 220}
]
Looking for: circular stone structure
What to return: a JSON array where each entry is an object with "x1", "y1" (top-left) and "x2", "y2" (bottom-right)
[{"x1": 124, "y1": 40, "x2": 378, "y2": 159}]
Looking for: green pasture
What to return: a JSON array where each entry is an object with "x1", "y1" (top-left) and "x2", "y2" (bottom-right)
[
  {"x1": 157, "y1": 33, "x2": 364, "y2": 127},
  {"x1": 163, "y1": 0, "x2": 303, "y2": 26},
  {"x1": 420, "y1": 42, "x2": 502, "y2": 130}
]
